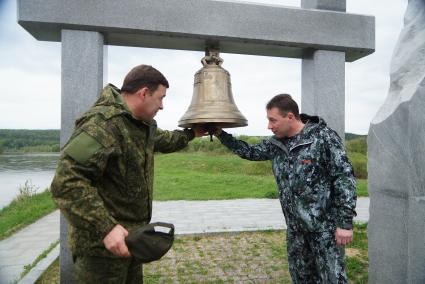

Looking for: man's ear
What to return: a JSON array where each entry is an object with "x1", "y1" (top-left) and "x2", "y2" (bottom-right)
[
  {"x1": 287, "y1": 112, "x2": 295, "y2": 120},
  {"x1": 137, "y1": 87, "x2": 150, "y2": 100}
]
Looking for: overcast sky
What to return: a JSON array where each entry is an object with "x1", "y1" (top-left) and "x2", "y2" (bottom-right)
[{"x1": 0, "y1": 0, "x2": 408, "y2": 135}]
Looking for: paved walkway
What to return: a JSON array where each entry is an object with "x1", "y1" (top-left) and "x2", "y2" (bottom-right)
[{"x1": 0, "y1": 197, "x2": 369, "y2": 283}]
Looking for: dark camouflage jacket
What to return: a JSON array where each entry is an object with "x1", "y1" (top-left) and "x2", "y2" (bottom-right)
[
  {"x1": 51, "y1": 84, "x2": 194, "y2": 257},
  {"x1": 218, "y1": 114, "x2": 357, "y2": 232}
]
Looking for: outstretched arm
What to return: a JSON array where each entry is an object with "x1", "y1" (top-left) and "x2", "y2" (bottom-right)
[
  {"x1": 154, "y1": 128, "x2": 195, "y2": 153},
  {"x1": 216, "y1": 129, "x2": 275, "y2": 161}
]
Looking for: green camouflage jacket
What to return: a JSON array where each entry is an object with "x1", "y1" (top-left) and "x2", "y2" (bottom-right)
[
  {"x1": 51, "y1": 84, "x2": 194, "y2": 257},
  {"x1": 218, "y1": 114, "x2": 357, "y2": 232}
]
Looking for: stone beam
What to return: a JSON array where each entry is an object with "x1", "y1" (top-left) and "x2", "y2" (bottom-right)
[{"x1": 17, "y1": 0, "x2": 374, "y2": 62}]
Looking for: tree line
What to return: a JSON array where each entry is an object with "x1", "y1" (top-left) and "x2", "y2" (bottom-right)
[
  {"x1": 0, "y1": 129, "x2": 60, "y2": 153},
  {"x1": 0, "y1": 129, "x2": 367, "y2": 178}
]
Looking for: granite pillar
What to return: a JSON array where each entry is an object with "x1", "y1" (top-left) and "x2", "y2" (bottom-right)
[
  {"x1": 301, "y1": 0, "x2": 346, "y2": 139},
  {"x1": 301, "y1": 50, "x2": 345, "y2": 138},
  {"x1": 60, "y1": 30, "x2": 107, "y2": 283},
  {"x1": 368, "y1": 0, "x2": 425, "y2": 283}
]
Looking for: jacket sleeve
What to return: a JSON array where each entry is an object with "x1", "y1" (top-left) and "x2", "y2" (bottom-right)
[
  {"x1": 50, "y1": 124, "x2": 118, "y2": 239},
  {"x1": 217, "y1": 131, "x2": 274, "y2": 161},
  {"x1": 154, "y1": 128, "x2": 195, "y2": 153},
  {"x1": 325, "y1": 129, "x2": 357, "y2": 230}
]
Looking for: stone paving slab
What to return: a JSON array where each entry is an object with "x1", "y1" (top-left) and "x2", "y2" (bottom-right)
[
  {"x1": 0, "y1": 210, "x2": 59, "y2": 283},
  {"x1": 0, "y1": 198, "x2": 369, "y2": 283},
  {"x1": 152, "y1": 199, "x2": 286, "y2": 234},
  {"x1": 152, "y1": 197, "x2": 369, "y2": 234},
  {"x1": 18, "y1": 245, "x2": 60, "y2": 284}
]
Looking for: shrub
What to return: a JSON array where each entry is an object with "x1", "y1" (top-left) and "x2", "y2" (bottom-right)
[
  {"x1": 15, "y1": 180, "x2": 39, "y2": 202},
  {"x1": 346, "y1": 137, "x2": 367, "y2": 155},
  {"x1": 348, "y1": 152, "x2": 368, "y2": 179},
  {"x1": 184, "y1": 137, "x2": 230, "y2": 153},
  {"x1": 184, "y1": 135, "x2": 268, "y2": 154}
]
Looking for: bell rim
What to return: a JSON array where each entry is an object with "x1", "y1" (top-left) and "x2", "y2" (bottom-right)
[{"x1": 178, "y1": 118, "x2": 248, "y2": 129}]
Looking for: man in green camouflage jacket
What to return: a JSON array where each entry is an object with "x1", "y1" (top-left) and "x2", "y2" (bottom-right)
[
  {"x1": 51, "y1": 65, "x2": 203, "y2": 283},
  {"x1": 214, "y1": 94, "x2": 357, "y2": 283}
]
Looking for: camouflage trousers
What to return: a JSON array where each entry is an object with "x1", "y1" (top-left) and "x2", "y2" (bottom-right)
[
  {"x1": 286, "y1": 228, "x2": 348, "y2": 284},
  {"x1": 74, "y1": 255, "x2": 143, "y2": 284}
]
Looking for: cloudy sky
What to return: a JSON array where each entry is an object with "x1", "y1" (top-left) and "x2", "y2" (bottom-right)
[{"x1": 0, "y1": 0, "x2": 408, "y2": 136}]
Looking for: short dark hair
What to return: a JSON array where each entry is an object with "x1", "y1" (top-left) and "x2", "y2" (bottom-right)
[
  {"x1": 121, "y1": 65, "x2": 169, "y2": 94},
  {"x1": 266, "y1": 94, "x2": 300, "y2": 120}
]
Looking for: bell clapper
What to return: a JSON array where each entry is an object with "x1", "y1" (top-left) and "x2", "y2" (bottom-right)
[{"x1": 203, "y1": 123, "x2": 216, "y2": 142}]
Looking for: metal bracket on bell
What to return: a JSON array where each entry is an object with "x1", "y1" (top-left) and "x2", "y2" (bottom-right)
[{"x1": 201, "y1": 48, "x2": 223, "y2": 67}]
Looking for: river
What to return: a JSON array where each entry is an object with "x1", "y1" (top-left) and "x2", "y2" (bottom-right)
[{"x1": 0, "y1": 153, "x2": 59, "y2": 209}]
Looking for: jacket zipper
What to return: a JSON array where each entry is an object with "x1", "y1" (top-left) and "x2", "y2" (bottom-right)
[{"x1": 289, "y1": 140, "x2": 313, "y2": 152}]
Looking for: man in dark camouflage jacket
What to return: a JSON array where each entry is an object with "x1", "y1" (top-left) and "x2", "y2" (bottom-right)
[
  {"x1": 51, "y1": 65, "x2": 203, "y2": 283},
  {"x1": 214, "y1": 94, "x2": 357, "y2": 283}
]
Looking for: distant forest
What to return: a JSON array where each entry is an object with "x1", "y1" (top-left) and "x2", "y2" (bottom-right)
[
  {"x1": 0, "y1": 129, "x2": 365, "y2": 154},
  {"x1": 0, "y1": 129, "x2": 60, "y2": 153}
]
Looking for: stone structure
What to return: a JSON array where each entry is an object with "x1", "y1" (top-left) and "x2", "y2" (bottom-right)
[
  {"x1": 368, "y1": 0, "x2": 425, "y2": 283},
  {"x1": 17, "y1": 0, "x2": 374, "y2": 282}
]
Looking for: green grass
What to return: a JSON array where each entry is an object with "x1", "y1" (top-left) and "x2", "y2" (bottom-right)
[
  {"x1": 154, "y1": 153, "x2": 276, "y2": 200},
  {"x1": 356, "y1": 179, "x2": 368, "y2": 197},
  {"x1": 0, "y1": 189, "x2": 57, "y2": 240},
  {"x1": 348, "y1": 151, "x2": 368, "y2": 179},
  {"x1": 154, "y1": 152, "x2": 368, "y2": 200},
  {"x1": 346, "y1": 223, "x2": 369, "y2": 283},
  {"x1": 346, "y1": 137, "x2": 367, "y2": 155}
]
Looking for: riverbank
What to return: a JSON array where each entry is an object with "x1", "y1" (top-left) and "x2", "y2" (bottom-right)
[
  {"x1": 0, "y1": 189, "x2": 56, "y2": 240},
  {"x1": 0, "y1": 152, "x2": 58, "y2": 208}
]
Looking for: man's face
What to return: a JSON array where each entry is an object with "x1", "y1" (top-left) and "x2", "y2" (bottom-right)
[
  {"x1": 267, "y1": 107, "x2": 292, "y2": 138},
  {"x1": 136, "y1": 84, "x2": 167, "y2": 121}
]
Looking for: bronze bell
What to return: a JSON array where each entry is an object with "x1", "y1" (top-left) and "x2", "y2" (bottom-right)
[{"x1": 178, "y1": 49, "x2": 248, "y2": 130}]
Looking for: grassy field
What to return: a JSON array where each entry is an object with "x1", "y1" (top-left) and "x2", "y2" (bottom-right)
[
  {"x1": 36, "y1": 223, "x2": 368, "y2": 283},
  {"x1": 155, "y1": 152, "x2": 368, "y2": 200},
  {"x1": 154, "y1": 152, "x2": 277, "y2": 200}
]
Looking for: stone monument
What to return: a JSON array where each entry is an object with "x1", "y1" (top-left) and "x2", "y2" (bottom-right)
[
  {"x1": 368, "y1": 0, "x2": 425, "y2": 283},
  {"x1": 17, "y1": 0, "x2": 374, "y2": 282}
]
